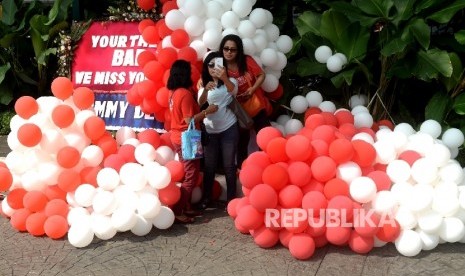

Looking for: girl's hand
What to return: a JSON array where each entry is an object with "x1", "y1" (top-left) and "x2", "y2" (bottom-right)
[
  {"x1": 206, "y1": 104, "x2": 219, "y2": 114},
  {"x1": 205, "y1": 81, "x2": 216, "y2": 91}
]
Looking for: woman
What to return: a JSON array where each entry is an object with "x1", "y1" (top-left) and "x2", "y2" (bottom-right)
[
  {"x1": 198, "y1": 52, "x2": 239, "y2": 209},
  {"x1": 167, "y1": 60, "x2": 218, "y2": 223},
  {"x1": 219, "y1": 34, "x2": 271, "y2": 168}
]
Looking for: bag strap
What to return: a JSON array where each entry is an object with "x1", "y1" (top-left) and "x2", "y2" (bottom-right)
[{"x1": 188, "y1": 118, "x2": 195, "y2": 130}]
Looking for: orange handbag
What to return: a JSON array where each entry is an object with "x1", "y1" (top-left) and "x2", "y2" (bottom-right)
[{"x1": 241, "y1": 93, "x2": 263, "y2": 117}]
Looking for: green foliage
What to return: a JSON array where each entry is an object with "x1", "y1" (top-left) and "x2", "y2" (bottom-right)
[
  {"x1": 288, "y1": 0, "x2": 465, "y2": 128},
  {"x1": 0, "y1": 0, "x2": 72, "y2": 105},
  {"x1": 0, "y1": 109, "x2": 14, "y2": 135}
]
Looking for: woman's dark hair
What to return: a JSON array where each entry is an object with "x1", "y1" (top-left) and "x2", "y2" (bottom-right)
[
  {"x1": 201, "y1": 51, "x2": 224, "y2": 88},
  {"x1": 219, "y1": 34, "x2": 247, "y2": 75},
  {"x1": 167, "y1": 60, "x2": 193, "y2": 90}
]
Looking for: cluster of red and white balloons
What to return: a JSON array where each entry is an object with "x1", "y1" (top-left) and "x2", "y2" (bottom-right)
[
  {"x1": 228, "y1": 90, "x2": 465, "y2": 260},
  {"x1": 0, "y1": 77, "x2": 191, "y2": 247},
  {"x1": 129, "y1": 0, "x2": 291, "y2": 126}
]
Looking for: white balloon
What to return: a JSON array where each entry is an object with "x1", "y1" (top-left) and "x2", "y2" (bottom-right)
[
  {"x1": 137, "y1": 193, "x2": 162, "y2": 219},
  {"x1": 155, "y1": 146, "x2": 175, "y2": 165},
  {"x1": 261, "y1": 74, "x2": 279, "y2": 92},
  {"x1": 216, "y1": 0, "x2": 233, "y2": 11},
  {"x1": 206, "y1": 1, "x2": 224, "y2": 20},
  {"x1": 221, "y1": 11, "x2": 240, "y2": 29},
  {"x1": 336, "y1": 161, "x2": 361, "y2": 184},
  {"x1": 411, "y1": 158, "x2": 438, "y2": 184},
  {"x1": 1, "y1": 199, "x2": 15, "y2": 217},
  {"x1": 131, "y1": 214, "x2": 153, "y2": 236},
  {"x1": 284, "y1": 119, "x2": 303, "y2": 135},
  {"x1": 260, "y1": 48, "x2": 278, "y2": 67},
  {"x1": 306, "y1": 91, "x2": 323, "y2": 107},
  {"x1": 182, "y1": 0, "x2": 205, "y2": 17},
  {"x1": 349, "y1": 94, "x2": 368, "y2": 108},
  {"x1": 113, "y1": 185, "x2": 139, "y2": 211},
  {"x1": 81, "y1": 145, "x2": 104, "y2": 167},
  {"x1": 333, "y1": 52, "x2": 347, "y2": 65},
  {"x1": 190, "y1": 40, "x2": 208, "y2": 61},
  {"x1": 111, "y1": 207, "x2": 137, "y2": 232},
  {"x1": 135, "y1": 143, "x2": 157, "y2": 165},
  {"x1": 242, "y1": 37, "x2": 256, "y2": 56},
  {"x1": 417, "y1": 229, "x2": 439, "y2": 251},
  {"x1": 237, "y1": 20, "x2": 256, "y2": 38},
  {"x1": 68, "y1": 223, "x2": 94, "y2": 248},
  {"x1": 442, "y1": 128, "x2": 465, "y2": 148},
  {"x1": 419, "y1": 119, "x2": 442, "y2": 138},
  {"x1": 92, "y1": 190, "x2": 117, "y2": 216},
  {"x1": 204, "y1": 18, "x2": 223, "y2": 33},
  {"x1": 67, "y1": 207, "x2": 90, "y2": 226},
  {"x1": 184, "y1": 15, "x2": 205, "y2": 37},
  {"x1": 120, "y1": 163, "x2": 147, "y2": 191},
  {"x1": 232, "y1": 0, "x2": 253, "y2": 18},
  {"x1": 91, "y1": 213, "x2": 116, "y2": 240},
  {"x1": 372, "y1": 191, "x2": 398, "y2": 216},
  {"x1": 253, "y1": 34, "x2": 268, "y2": 53},
  {"x1": 165, "y1": 10, "x2": 186, "y2": 31},
  {"x1": 315, "y1": 45, "x2": 332, "y2": 63},
  {"x1": 351, "y1": 132, "x2": 375, "y2": 144},
  {"x1": 152, "y1": 206, "x2": 175, "y2": 229},
  {"x1": 318, "y1": 101, "x2": 337, "y2": 113},
  {"x1": 222, "y1": 28, "x2": 239, "y2": 37},
  {"x1": 354, "y1": 112, "x2": 373, "y2": 129},
  {"x1": 373, "y1": 140, "x2": 396, "y2": 164},
  {"x1": 264, "y1": 24, "x2": 280, "y2": 42},
  {"x1": 390, "y1": 181, "x2": 413, "y2": 206},
  {"x1": 418, "y1": 210, "x2": 443, "y2": 234},
  {"x1": 326, "y1": 55, "x2": 344, "y2": 72},
  {"x1": 425, "y1": 143, "x2": 451, "y2": 168},
  {"x1": 147, "y1": 165, "x2": 172, "y2": 189},
  {"x1": 386, "y1": 160, "x2": 411, "y2": 183},
  {"x1": 276, "y1": 35, "x2": 293, "y2": 54},
  {"x1": 438, "y1": 217, "x2": 465, "y2": 242},
  {"x1": 276, "y1": 114, "x2": 291, "y2": 127},
  {"x1": 395, "y1": 206, "x2": 417, "y2": 229},
  {"x1": 406, "y1": 183, "x2": 433, "y2": 213},
  {"x1": 395, "y1": 230, "x2": 422, "y2": 257},
  {"x1": 37, "y1": 162, "x2": 61, "y2": 185},
  {"x1": 21, "y1": 170, "x2": 45, "y2": 191},
  {"x1": 394, "y1": 122, "x2": 416, "y2": 136},
  {"x1": 290, "y1": 95, "x2": 309, "y2": 114},
  {"x1": 350, "y1": 176, "x2": 377, "y2": 203},
  {"x1": 202, "y1": 29, "x2": 222, "y2": 50},
  {"x1": 269, "y1": 52, "x2": 287, "y2": 71},
  {"x1": 97, "y1": 167, "x2": 120, "y2": 191},
  {"x1": 249, "y1": 8, "x2": 268, "y2": 28},
  {"x1": 74, "y1": 184, "x2": 97, "y2": 207},
  {"x1": 63, "y1": 130, "x2": 89, "y2": 153}
]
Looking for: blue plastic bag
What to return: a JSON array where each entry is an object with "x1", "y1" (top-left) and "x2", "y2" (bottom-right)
[{"x1": 181, "y1": 119, "x2": 203, "y2": 160}]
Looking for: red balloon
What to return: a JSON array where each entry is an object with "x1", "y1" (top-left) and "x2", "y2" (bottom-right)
[
  {"x1": 351, "y1": 140, "x2": 376, "y2": 167},
  {"x1": 327, "y1": 195, "x2": 354, "y2": 222},
  {"x1": 239, "y1": 164, "x2": 263, "y2": 190},
  {"x1": 279, "y1": 228, "x2": 294, "y2": 248},
  {"x1": 171, "y1": 29, "x2": 189, "y2": 48},
  {"x1": 253, "y1": 225, "x2": 279, "y2": 248},
  {"x1": 338, "y1": 123, "x2": 357, "y2": 139},
  {"x1": 304, "y1": 107, "x2": 322, "y2": 122},
  {"x1": 14, "y1": 96, "x2": 38, "y2": 119},
  {"x1": 118, "y1": 144, "x2": 136, "y2": 163},
  {"x1": 367, "y1": 170, "x2": 391, "y2": 191},
  {"x1": 234, "y1": 197, "x2": 250, "y2": 215},
  {"x1": 285, "y1": 135, "x2": 312, "y2": 161},
  {"x1": 301, "y1": 179, "x2": 324, "y2": 194},
  {"x1": 44, "y1": 215, "x2": 69, "y2": 239},
  {"x1": 305, "y1": 114, "x2": 325, "y2": 129},
  {"x1": 301, "y1": 191, "x2": 327, "y2": 218},
  {"x1": 321, "y1": 112, "x2": 337, "y2": 127},
  {"x1": 57, "y1": 146, "x2": 81, "y2": 168},
  {"x1": 17, "y1": 123, "x2": 42, "y2": 147},
  {"x1": 79, "y1": 166, "x2": 101, "y2": 187},
  {"x1": 158, "y1": 183, "x2": 181, "y2": 206},
  {"x1": 73, "y1": 87, "x2": 95, "y2": 110},
  {"x1": 329, "y1": 138, "x2": 354, "y2": 164},
  {"x1": 378, "y1": 119, "x2": 394, "y2": 130},
  {"x1": 57, "y1": 169, "x2": 81, "y2": 192},
  {"x1": 354, "y1": 210, "x2": 380, "y2": 238},
  {"x1": 312, "y1": 125, "x2": 336, "y2": 144},
  {"x1": 349, "y1": 230, "x2": 374, "y2": 254},
  {"x1": 23, "y1": 191, "x2": 48, "y2": 212},
  {"x1": 266, "y1": 137, "x2": 289, "y2": 163},
  {"x1": 227, "y1": 198, "x2": 240, "y2": 218},
  {"x1": 287, "y1": 161, "x2": 311, "y2": 187},
  {"x1": 144, "y1": 60, "x2": 166, "y2": 83},
  {"x1": 249, "y1": 184, "x2": 278, "y2": 212},
  {"x1": 138, "y1": 18, "x2": 156, "y2": 33},
  {"x1": 0, "y1": 167, "x2": 13, "y2": 191},
  {"x1": 51, "y1": 77, "x2": 73, "y2": 100},
  {"x1": 138, "y1": 129, "x2": 161, "y2": 148},
  {"x1": 256, "y1": 126, "x2": 282, "y2": 151},
  {"x1": 266, "y1": 84, "x2": 284, "y2": 101},
  {"x1": 310, "y1": 139, "x2": 329, "y2": 158},
  {"x1": 7, "y1": 188, "x2": 27, "y2": 209},
  {"x1": 289, "y1": 233, "x2": 315, "y2": 260},
  {"x1": 376, "y1": 219, "x2": 401, "y2": 242},
  {"x1": 278, "y1": 185, "x2": 303, "y2": 208},
  {"x1": 25, "y1": 212, "x2": 47, "y2": 236},
  {"x1": 138, "y1": 79, "x2": 159, "y2": 99},
  {"x1": 244, "y1": 151, "x2": 271, "y2": 170},
  {"x1": 157, "y1": 19, "x2": 172, "y2": 38},
  {"x1": 235, "y1": 205, "x2": 264, "y2": 231},
  {"x1": 103, "y1": 154, "x2": 125, "y2": 172},
  {"x1": 126, "y1": 85, "x2": 143, "y2": 106},
  {"x1": 45, "y1": 199, "x2": 69, "y2": 218},
  {"x1": 162, "y1": 0, "x2": 178, "y2": 16},
  {"x1": 313, "y1": 234, "x2": 328, "y2": 248},
  {"x1": 165, "y1": 160, "x2": 184, "y2": 182},
  {"x1": 398, "y1": 150, "x2": 422, "y2": 166},
  {"x1": 178, "y1": 47, "x2": 197, "y2": 63},
  {"x1": 334, "y1": 109, "x2": 354, "y2": 126},
  {"x1": 44, "y1": 185, "x2": 67, "y2": 201},
  {"x1": 306, "y1": 217, "x2": 326, "y2": 237},
  {"x1": 84, "y1": 116, "x2": 106, "y2": 141},
  {"x1": 262, "y1": 164, "x2": 289, "y2": 191},
  {"x1": 137, "y1": 50, "x2": 157, "y2": 68},
  {"x1": 157, "y1": 47, "x2": 178, "y2": 68},
  {"x1": 137, "y1": 0, "x2": 155, "y2": 11},
  {"x1": 310, "y1": 156, "x2": 336, "y2": 182},
  {"x1": 96, "y1": 135, "x2": 118, "y2": 158},
  {"x1": 159, "y1": 132, "x2": 173, "y2": 149},
  {"x1": 234, "y1": 218, "x2": 250, "y2": 234},
  {"x1": 324, "y1": 178, "x2": 349, "y2": 199},
  {"x1": 10, "y1": 208, "x2": 32, "y2": 231},
  {"x1": 326, "y1": 225, "x2": 351, "y2": 246},
  {"x1": 156, "y1": 86, "x2": 171, "y2": 108}
]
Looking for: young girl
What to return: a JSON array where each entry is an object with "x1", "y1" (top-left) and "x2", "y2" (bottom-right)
[{"x1": 198, "y1": 51, "x2": 239, "y2": 209}]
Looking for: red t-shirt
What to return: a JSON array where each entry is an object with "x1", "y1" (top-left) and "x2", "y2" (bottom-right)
[
  {"x1": 227, "y1": 56, "x2": 264, "y2": 99},
  {"x1": 169, "y1": 88, "x2": 200, "y2": 146}
]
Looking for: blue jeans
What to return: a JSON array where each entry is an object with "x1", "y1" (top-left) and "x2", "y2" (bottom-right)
[{"x1": 203, "y1": 123, "x2": 239, "y2": 202}]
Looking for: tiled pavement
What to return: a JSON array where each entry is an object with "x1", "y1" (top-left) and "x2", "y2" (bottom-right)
[{"x1": 1, "y1": 135, "x2": 465, "y2": 276}]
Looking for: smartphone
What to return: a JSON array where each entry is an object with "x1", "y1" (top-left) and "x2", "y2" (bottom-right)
[{"x1": 214, "y1": 58, "x2": 223, "y2": 69}]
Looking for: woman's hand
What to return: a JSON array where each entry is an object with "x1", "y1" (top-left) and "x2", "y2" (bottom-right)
[
  {"x1": 205, "y1": 81, "x2": 216, "y2": 91},
  {"x1": 212, "y1": 67, "x2": 227, "y2": 81},
  {"x1": 206, "y1": 104, "x2": 219, "y2": 115},
  {"x1": 237, "y1": 87, "x2": 255, "y2": 100}
]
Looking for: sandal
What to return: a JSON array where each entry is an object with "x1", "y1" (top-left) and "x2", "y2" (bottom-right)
[
  {"x1": 174, "y1": 214, "x2": 195, "y2": 224},
  {"x1": 184, "y1": 209, "x2": 203, "y2": 217}
]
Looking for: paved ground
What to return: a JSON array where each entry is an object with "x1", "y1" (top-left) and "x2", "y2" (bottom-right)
[{"x1": 1, "y1": 135, "x2": 465, "y2": 276}]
